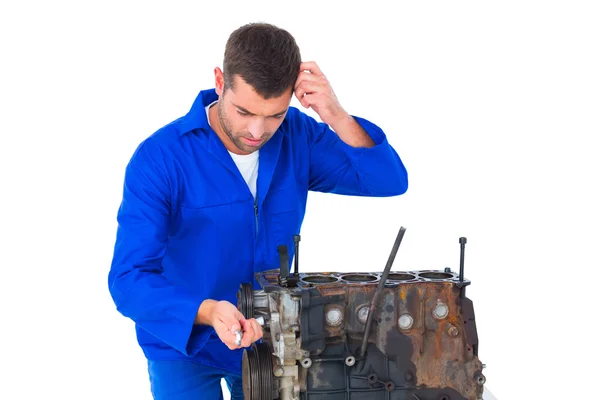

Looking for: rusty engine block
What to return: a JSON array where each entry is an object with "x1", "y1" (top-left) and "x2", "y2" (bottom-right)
[{"x1": 237, "y1": 227, "x2": 486, "y2": 400}]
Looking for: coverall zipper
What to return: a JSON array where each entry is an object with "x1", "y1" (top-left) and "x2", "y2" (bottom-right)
[{"x1": 254, "y1": 201, "x2": 258, "y2": 234}]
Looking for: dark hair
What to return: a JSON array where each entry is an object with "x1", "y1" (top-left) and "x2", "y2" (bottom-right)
[{"x1": 223, "y1": 22, "x2": 302, "y2": 99}]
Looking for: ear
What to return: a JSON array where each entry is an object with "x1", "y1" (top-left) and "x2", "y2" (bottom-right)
[{"x1": 214, "y1": 67, "x2": 224, "y2": 96}]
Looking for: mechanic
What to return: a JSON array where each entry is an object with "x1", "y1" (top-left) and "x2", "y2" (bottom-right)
[{"x1": 108, "y1": 22, "x2": 408, "y2": 400}]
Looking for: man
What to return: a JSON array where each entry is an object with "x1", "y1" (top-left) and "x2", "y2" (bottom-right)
[{"x1": 108, "y1": 22, "x2": 408, "y2": 399}]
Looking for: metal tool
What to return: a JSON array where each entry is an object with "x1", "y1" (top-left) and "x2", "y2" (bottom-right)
[{"x1": 235, "y1": 317, "x2": 265, "y2": 347}]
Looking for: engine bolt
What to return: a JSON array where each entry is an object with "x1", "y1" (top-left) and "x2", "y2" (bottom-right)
[
  {"x1": 398, "y1": 314, "x2": 413, "y2": 330},
  {"x1": 447, "y1": 325, "x2": 459, "y2": 337},
  {"x1": 301, "y1": 358, "x2": 312, "y2": 368},
  {"x1": 326, "y1": 308, "x2": 343, "y2": 326},
  {"x1": 357, "y1": 306, "x2": 369, "y2": 324},
  {"x1": 433, "y1": 302, "x2": 449, "y2": 319}
]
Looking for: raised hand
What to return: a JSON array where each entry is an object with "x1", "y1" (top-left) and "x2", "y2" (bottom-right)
[{"x1": 294, "y1": 61, "x2": 349, "y2": 127}]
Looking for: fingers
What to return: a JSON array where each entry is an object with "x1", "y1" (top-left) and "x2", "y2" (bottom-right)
[
  {"x1": 239, "y1": 319, "x2": 254, "y2": 347},
  {"x1": 239, "y1": 318, "x2": 264, "y2": 347},
  {"x1": 300, "y1": 61, "x2": 324, "y2": 76},
  {"x1": 295, "y1": 70, "x2": 322, "y2": 87},
  {"x1": 295, "y1": 69, "x2": 326, "y2": 90},
  {"x1": 295, "y1": 60, "x2": 326, "y2": 97},
  {"x1": 213, "y1": 319, "x2": 241, "y2": 350},
  {"x1": 295, "y1": 85, "x2": 324, "y2": 107},
  {"x1": 294, "y1": 70, "x2": 330, "y2": 108},
  {"x1": 295, "y1": 76, "x2": 325, "y2": 97},
  {"x1": 298, "y1": 93, "x2": 318, "y2": 109},
  {"x1": 215, "y1": 317, "x2": 264, "y2": 350},
  {"x1": 212, "y1": 300, "x2": 246, "y2": 350},
  {"x1": 294, "y1": 61, "x2": 345, "y2": 125},
  {"x1": 251, "y1": 318, "x2": 263, "y2": 340},
  {"x1": 221, "y1": 313, "x2": 243, "y2": 335}
]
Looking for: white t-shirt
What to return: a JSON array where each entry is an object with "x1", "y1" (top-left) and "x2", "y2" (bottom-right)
[{"x1": 206, "y1": 102, "x2": 259, "y2": 198}]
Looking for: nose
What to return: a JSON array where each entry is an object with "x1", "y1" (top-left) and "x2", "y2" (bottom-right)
[{"x1": 247, "y1": 119, "x2": 265, "y2": 139}]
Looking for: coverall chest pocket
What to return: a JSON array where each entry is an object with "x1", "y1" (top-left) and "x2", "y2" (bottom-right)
[{"x1": 264, "y1": 186, "x2": 300, "y2": 252}]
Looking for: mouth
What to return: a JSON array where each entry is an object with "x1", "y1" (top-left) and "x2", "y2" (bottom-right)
[{"x1": 242, "y1": 137, "x2": 263, "y2": 146}]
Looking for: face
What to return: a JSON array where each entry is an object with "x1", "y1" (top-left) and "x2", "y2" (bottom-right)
[{"x1": 213, "y1": 68, "x2": 293, "y2": 155}]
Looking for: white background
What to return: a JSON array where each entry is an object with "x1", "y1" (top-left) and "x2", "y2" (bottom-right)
[{"x1": 1, "y1": 1, "x2": 598, "y2": 399}]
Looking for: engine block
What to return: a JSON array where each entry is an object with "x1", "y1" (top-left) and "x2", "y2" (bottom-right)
[{"x1": 237, "y1": 227, "x2": 486, "y2": 400}]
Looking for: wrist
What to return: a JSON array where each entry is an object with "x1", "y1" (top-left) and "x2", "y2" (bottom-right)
[
  {"x1": 195, "y1": 299, "x2": 217, "y2": 326},
  {"x1": 328, "y1": 111, "x2": 353, "y2": 133}
]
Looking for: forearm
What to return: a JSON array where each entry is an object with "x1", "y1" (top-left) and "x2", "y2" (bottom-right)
[
  {"x1": 306, "y1": 112, "x2": 408, "y2": 196},
  {"x1": 329, "y1": 112, "x2": 375, "y2": 148}
]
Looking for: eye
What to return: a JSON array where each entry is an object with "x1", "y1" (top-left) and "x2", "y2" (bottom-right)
[
  {"x1": 271, "y1": 114, "x2": 285, "y2": 119},
  {"x1": 237, "y1": 110, "x2": 249, "y2": 116}
]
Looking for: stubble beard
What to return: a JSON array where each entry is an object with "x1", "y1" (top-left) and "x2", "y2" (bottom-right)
[{"x1": 217, "y1": 100, "x2": 259, "y2": 154}]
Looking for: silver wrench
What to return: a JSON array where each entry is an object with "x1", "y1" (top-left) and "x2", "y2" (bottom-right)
[{"x1": 234, "y1": 317, "x2": 265, "y2": 347}]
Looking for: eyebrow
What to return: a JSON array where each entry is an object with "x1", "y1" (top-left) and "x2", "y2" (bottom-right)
[{"x1": 234, "y1": 104, "x2": 287, "y2": 117}]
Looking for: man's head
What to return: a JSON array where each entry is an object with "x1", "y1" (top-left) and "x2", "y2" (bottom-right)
[{"x1": 212, "y1": 23, "x2": 302, "y2": 154}]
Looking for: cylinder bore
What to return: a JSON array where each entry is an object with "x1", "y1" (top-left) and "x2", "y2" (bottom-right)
[
  {"x1": 387, "y1": 273, "x2": 416, "y2": 281},
  {"x1": 419, "y1": 272, "x2": 453, "y2": 280},
  {"x1": 301, "y1": 275, "x2": 338, "y2": 284},
  {"x1": 340, "y1": 274, "x2": 378, "y2": 282},
  {"x1": 242, "y1": 343, "x2": 274, "y2": 400}
]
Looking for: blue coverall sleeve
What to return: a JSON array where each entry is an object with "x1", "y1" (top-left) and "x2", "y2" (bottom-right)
[
  {"x1": 108, "y1": 139, "x2": 209, "y2": 356},
  {"x1": 305, "y1": 114, "x2": 409, "y2": 196}
]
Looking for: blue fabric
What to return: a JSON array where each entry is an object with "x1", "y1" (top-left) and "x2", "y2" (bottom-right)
[
  {"x1": 147, "y1": 359, "x2": 243, "y2": 399},
  {"x1": 108, "y1": 88, "x2": 408, "y2": 374}
]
